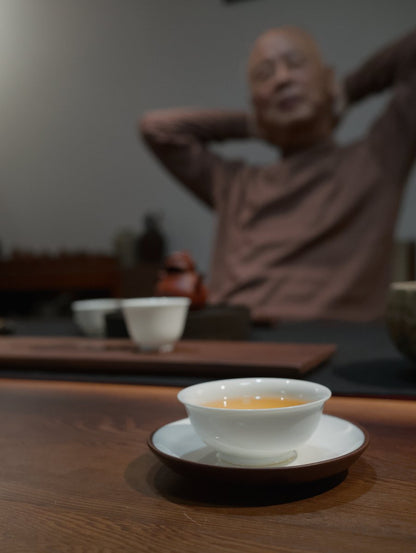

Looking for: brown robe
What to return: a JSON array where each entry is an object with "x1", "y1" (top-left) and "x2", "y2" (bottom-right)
[{"x1": 140, "y1": 29, "x2": 416, "y2": 322}]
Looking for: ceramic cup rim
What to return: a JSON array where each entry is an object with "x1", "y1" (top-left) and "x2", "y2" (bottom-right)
[
  {"x1": 71, "y1": 298, "x2": 121, "y2": 311},
  {"x1": 121, "y1": 297, "x2": 191, "y2": 309},
  {"x1": 177, "y1": 377, "x2": 332, "y2": 413},
  {"x1": 390, "y1": 281, "x2": 416, "y2": 291}
]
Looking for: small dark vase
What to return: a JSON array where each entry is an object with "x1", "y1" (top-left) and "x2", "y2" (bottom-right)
[{"x1": 136, "y1": 214, "x2": 166, "y2": 264}]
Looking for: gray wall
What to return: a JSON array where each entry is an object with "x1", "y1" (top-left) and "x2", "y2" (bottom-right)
[{"x1": 1, "y1": 0, "x2": 416, "y2": 272}]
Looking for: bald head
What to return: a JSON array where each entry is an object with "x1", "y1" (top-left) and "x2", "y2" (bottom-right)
[
  {"x1": 247, "y1": 26, "x2": 336, "y2": 154},
  {"x1": 248, "y1": 26, "x2": 325, "y2": 75}
]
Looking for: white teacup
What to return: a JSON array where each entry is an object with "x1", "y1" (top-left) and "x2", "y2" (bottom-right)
[
  {"x1": 178, "y1": 377, "x2": 331, "y2": 467},
  {"x1": 121, "y1": 297, "x2": 190, "y2": 352},
  {"x1": 71, "y1": 298, "x2": 121, "y2": 337}
]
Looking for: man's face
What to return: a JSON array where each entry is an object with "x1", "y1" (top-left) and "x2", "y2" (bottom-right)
[{"x1": 248, "y1": 28, "x2": 334, "y2": 140}]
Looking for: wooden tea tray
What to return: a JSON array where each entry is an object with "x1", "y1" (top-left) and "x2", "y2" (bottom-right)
[{"x1": 0, "y1": 336, "x2": 336, "y2": 378}]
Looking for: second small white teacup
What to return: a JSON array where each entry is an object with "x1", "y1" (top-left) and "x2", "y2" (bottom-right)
[
  {"x1": 71, "y1": 298, "x2": 121, "y2": 337},
  {"x1": 121, "y1": 297, "x2": 190, "y2": 352}
]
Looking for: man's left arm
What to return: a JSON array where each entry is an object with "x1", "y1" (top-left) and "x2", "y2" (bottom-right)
[
  {"x1": 344, "y1": 27, "x2": 416, "y2": 103},
  {"x1": 343, "y1": 28, "x2": 416, "y2": 182}
]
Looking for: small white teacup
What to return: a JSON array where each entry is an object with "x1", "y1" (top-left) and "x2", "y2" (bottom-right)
[
  {"x1": 121, "y1": 297, "x2": 190, "y2": 352},
  {"x1": 71, "y1": 298, "x2": 121, "y2": 337},
  {"x1": 178, "y1": 377, "x2": 331, "y2": 467}
]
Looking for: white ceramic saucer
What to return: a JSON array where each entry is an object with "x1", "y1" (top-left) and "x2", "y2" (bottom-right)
[{"x1": 148, "y1": 415, "x2": 369, "y2": 485}]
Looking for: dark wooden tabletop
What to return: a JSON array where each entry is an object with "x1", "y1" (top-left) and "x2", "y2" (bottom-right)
[{"x1": 0, "y1": 378, "x2": 415, "y2": 552}]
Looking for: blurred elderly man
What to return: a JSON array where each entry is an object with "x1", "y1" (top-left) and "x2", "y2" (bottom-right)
[{"x1": 140, "y1": 27, "x2": 416, "y2": 323}]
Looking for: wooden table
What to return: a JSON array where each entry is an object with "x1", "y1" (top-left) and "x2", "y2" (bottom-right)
[{"x1": 0, "y1": 379, "x2": 415, "y2": 553}]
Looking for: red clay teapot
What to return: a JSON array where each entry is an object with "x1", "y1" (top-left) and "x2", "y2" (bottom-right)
[{"x1": 155, "y1": 251, "x2": 208, "y2": 309}]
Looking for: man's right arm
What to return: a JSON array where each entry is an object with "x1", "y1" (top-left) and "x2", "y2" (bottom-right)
[{"x1": 139, "y1": 109, "x2": 252, "y2": 207}]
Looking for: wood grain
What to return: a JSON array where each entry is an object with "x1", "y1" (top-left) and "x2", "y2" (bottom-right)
[
  {"x1": 0, "y1": 379, "x2": 414, "y2": 553},
  {"x1": 0, "y1": 336, "x2": 336, "y2": 377}
]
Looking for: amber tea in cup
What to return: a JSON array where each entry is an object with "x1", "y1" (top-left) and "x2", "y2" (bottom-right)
[{"x1": 203, "y1": 395, "x2": 307, "y2": 409}]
